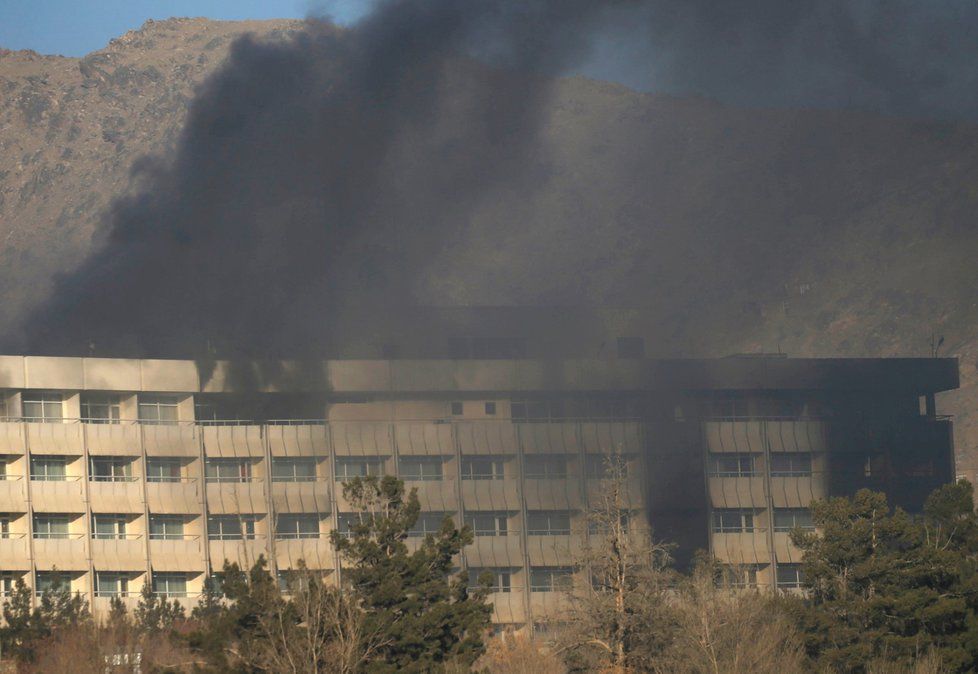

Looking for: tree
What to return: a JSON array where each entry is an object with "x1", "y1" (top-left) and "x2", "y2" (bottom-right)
[
  {"x1": 0, "y1": 571, "x2": 91, "y2": 665},
  {"x1": 560, "y1": 452, "x2": 676, "y2": 673},
  {"x1": 331, "y1": 475, "x2": 492, "y2": 673},
  {"x1": 790, "y1": 484, "x2": 978, "y2": 672},
  {"x1": 134, "y1": 580, "x2": 185, "y2": 633}
]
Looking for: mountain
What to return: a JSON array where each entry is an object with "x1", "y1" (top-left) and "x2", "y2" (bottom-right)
[{"x1": 2, "y1": 18, "x2": 978, "y2": 470}]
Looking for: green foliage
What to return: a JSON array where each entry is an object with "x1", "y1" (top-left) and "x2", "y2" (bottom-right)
[
  {"x1": 790, "y1": 481, "x2": 978, "y2": 672},
  {"x1": 134, "y1": 580, "x2": 185, "y2": 633},
  {"x1": 0, "y1": 572, "x2": 91, "y2": 664},
  {"x1": 331, "y1": 475, "x2": 492, "y2": 673}
]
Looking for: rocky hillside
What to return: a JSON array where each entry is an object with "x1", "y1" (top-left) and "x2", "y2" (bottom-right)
[{"x1": 2, "y1": 18, "x2": 978, "y2": 469}]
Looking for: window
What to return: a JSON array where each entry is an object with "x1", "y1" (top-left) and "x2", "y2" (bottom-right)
[
  {"x1": 276, "y1": 514, "x2": 319, "y2": 539},
  {"x1": 334, "y1": 456, "x2": 385, "y2": 480},
  {"x1": 524, "y1": 455, "x2": 567, "y2": 479},
  {"x1": 711, "y1": 509, "x2": 755, "y2": 533},
  {"x1": 80, "y1": 394, "x2": 121, "y2": 424},
  {"x1": 146, "y1": 458, "x2": 182, "y2": 483},
  {"x1": 484, "y1": 402, "x2": 496, "y2": 415},
  {"x1": 723, "y1": 565, "x2": 759, "y2": 589},
  {"x1": 138, "y1": 395, "x2": 179, "y2": 425},
  {"x1": 527, "y1": 511, "x2": 571, "y2": 536},
  {"x1": 33, "y1": 515, "x2": 70, "y2": 539},
  {"x1": 0, "y1": 516, "x2": 10, "y2": 539},
  {"x1": 30, "y1": 456, "x2": 67, "y2": 481},
  {"x1": 208, "y1": 515, "x2": 256, "y2": 540},
  {"x1": 464, "y1": 512, "x2": 509, "y2": 537},
  {"x1": 450, "y1": 401, "x2": 464, "y2": 416},
  {"x1": 398, "y1": 457, "x2": 443, "y2": 482},
  {"x1": 271, "y1": 458, "x2": 317, "y2": 482},
  {"x1": 468, "y1": 568, "x2": 512, "y2": 593},
  {"x1": 335, "y1": 513, "x2": 361, "y2": 539},
  {"x1": 149, "y1": 515, "x2": 185, "y2": 540},
  {"x1": 585, "y1": 454, "x2": 629, "y2": 479},
  {"x1": 277, "y1": 570, "x2": 315, "y2": 593},
  {"x1": 588, "y1": 511, "x2": 630, "y2": 535},
  {"x1": 152, "y1": 572, "x2": 188, "y2": 597},
  {"x1": 22, "y1": 392, "x2": 62, "y2": 422},
  {"x1": 35, "y1": 571, "x2": 67, "y2": 596},
  {"x1": 96, "y1": 572, "x2": 131, "y2": 597},
  {"x1": 92, "y1": 514, "x2": 128, "y2": 539},
  {"x1": 773, "y1": 509, "x2": 815, "y2": 533},
  {"x1": 770, "y1": 453, "x2": 812, "y2": 477},
  {"x1": 0, "y1": 459, "x2": 7, "y2": 480},
  {"x1": 461, "y1": 456, "x2": 505, "y2": 480},
  {"x1": 89, "y1": 457, "x2": 133, "y2": 482},
  {"x1": 0, "y1": 572, "x2": 16, "y2": 597},
  {"x1": 708, "y1": 453, "x2": 756, "y2": 477},
  {"x1": 408, "y1": 512, "x2": 448, "y2": 538},
  {"x1": 776, "y1": 565, "x2": 805, "y2": 590},
  {"x1": 530, "y1": 567, "x2": 573, "y2": 592},
  {"x1": 204, "y1": 458, "x2": 252, "y2": 483}
]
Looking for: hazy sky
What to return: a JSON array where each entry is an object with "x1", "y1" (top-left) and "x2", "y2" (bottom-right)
[{"x1": 0, "y1": 0, "x2": 370, "y2": 56}]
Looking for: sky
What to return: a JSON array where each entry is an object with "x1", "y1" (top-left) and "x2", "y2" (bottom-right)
[{"x1": 0, "y1": 0, "x2": 371, "y2": 56}]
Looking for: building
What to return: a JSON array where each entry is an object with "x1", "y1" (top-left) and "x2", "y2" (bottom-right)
[{"x1": 0, "y1": 353, "x2": 958, "y2": 628}]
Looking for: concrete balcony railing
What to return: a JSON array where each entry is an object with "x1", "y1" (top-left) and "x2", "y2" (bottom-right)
[
  {"x1": 707, "y1": 475, "x2": 768, "y2": 508},
  {"x1": 274, "y1": 537, "x2": 335, "y2": 570},
  {"x1": 142, "y1": 423, "x2": 199, "y2": 457},
  {"x1": 404, "y1": 479, "x2": 458, "y2": 511},
  {"x1": 0, "y1": 534, "x2": 31, "y2": 567},
  {"x1": 270, "y1": 480, "x2": 331, "y2": 513},
  {"x1": 518, "y1": 423, "x2": 583, "y2": 454},
  {"x1": 455, "y1": 421, "x2": 518, "y2": 455},
  {"x1": 0, "y1": 421, "x2": 26, "y2": 453},
  {"x1": 267, "y1": 424, "x2": 328, "y2": 457},
  {"x1": 205, "y1": 480, "x2": 268, "y2": 514},
  {"x1": 528, "y1": 591, "x2": 573, "y2": 620},
  {"x1": 26, "y1": 421, "x2": 84, "y2": 455},
  {"x1": 29, "y1": 477, "x2": 86, "y2": 512},
  {"x1": 772, "y1": 531, "x2": 807, "y2": 564},
  {"x1": 393, "y1": 423, "x2": 454, "y2": 456},
  {"x1": 202, "y1": 425, "x2": 265, "y2": 458},
  {"x1": 769, "y1": 473, "x2": 827, "y2": 508},
  {"x1": 465, "y1": 534, "x2": 524, "y2": 567},
  {"x1": 148, "y1": 536, "x2": 205, "y2": 571},
  {"x1": 704, "y1": 420, "x2": 765, "y2": 455},
  {"x1": 209, "y1": 537, "x2": 270, "y2": 569},
  {"x1": 90, "y1": 535, "x2": 146, "y2": 571},
  {"x1": 88, "y1": 479, "x2": 144, "y2": 512},
  {"x1": 766, "y1": 420, "x2": 827, "y2": 454},
  {"x1": 522, "y1": 479, "x2": 582, "y2": 510},
  {"x1": 0, "y1": 475, "x2": 27, "y2": 511},
  {"x1": 33, "y1": 534, "x2": 88, "y2": 570},
  {"x1": 460, "y1": 479, "x2": 521, "y2": 511},
  {"x1": 84, "y1": 422, "x2": 141, "y2": 456},
  {"x1": 525, "y1": 534, "x2": 583, "y2": 566},
  {"x1": 329, "y1": 422, "x2": 393, "y2": 456},
  {"x1": 579, "y1": 421, "x2": 643, "y2": 455},
  {"x1": 486, "y1": 591, "x2": 527, "y2": 624},
  {"x1": 145, "y1": 478, "x2": 201, "y2": 514},
  {"x1": 710, "y1": 530, "x2": 773, "y2": 564},
  {"x1": 92, "y1": 594, "x2": 142, "y2": 618}
]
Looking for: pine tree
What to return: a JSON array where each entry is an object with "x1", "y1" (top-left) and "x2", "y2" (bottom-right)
[
  {"x1": 331, "y1": 475, "x2": 492, "y2": 673},
  {"x1": 134, "y1": 581, "x2": 185, "y2": 633},
  {"x1": 790, "y1": 483, "x2": 978, "y2": 672}
]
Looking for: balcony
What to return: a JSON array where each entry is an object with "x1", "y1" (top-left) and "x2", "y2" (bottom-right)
[
  {"x1": 518, "y1": 423, "x2": 582, "y2": 454},
  {"x1": 525, "y1": 534, "x2": 583, "y2": 566},
  {"x1": 707, "y1": 475, "x2": 767, "y2": 509},
  {"x1": 580, "y1": 422, "x2": 643, "y2": 454},
  {"x1": 29, "y1": 477, "x2": 85, "y2": 512},
  {"x1": 145, "y1": 478, "x2": 201, "y2": 514},
  {"x1": 710, "y1": 530, "x2": 772, "y2": 564},
  {"x1": 141, "y1": 424, "x2": 199, "y2": 457},
  {"x1": 26, "y1": 421, "x2": 84, "y2": 455},
  {"x1": 704, "y1": 420, "x2": 764, "y2": 455},
  {"x1": 274, "y1": 537, "x2": 335, "y2": 570},
  {"x1": 33, "y1": 534, "x2": 88, "y2": 570},
  {"x1": 769, "y1": 471, "x2": 827, "y2": 508},
  {"x1": 456, "y1": 421, "x2": 518, "y2": 455},
  {"x1": 0, "y1": 421, "x2": 26, "y2": 453},
  {"x1": 521, "y1": 479, "x2": 582, "y2": 510},
  {"x1": 202, "y1": 425, "x2": 265, "y2": 458},
  {"x1": 209, "y1": 536, "x2": 269, "y2": 569},
  {"x1": 0, "y1": 533, "x2": 30, "y2": 567},
  {"x1": 460, "y1": 479, "x2": 521, "y2": 511},
  {"x1": 205, "y1": 479, "x2": 267, "y2": 514},
  {"x1": 270, "y1": 480, "x2": 331, "y2": 513},
  {"x1": 393, "y1": 423, "x2": 454, "y2": 456},
  {"x1": 90, "y1": 535, "x2": 146, "y2": 571},
  {"x1": 84, "y1": 422, "x2": 141, "y2": 456},
  {"x1": 0, "y1": 475, "x2": 27, "y2": 511},
  {"x1": 405, "y1": 479, "x2": 458, "y2": 511},
  {"x1": 486, "y1": 591, "x2": 527, "y2": 624},
  {"x1": 88, "y1": 479, "x2": 143, "y2": 512},
  {"x1": 93, "y1": 594, "x2": 141, "y2": 618},
  {"x1": 267, "y1": 424, "x2": 328, "y2": 457},
  {"x1": 773, "y1": 531, "x2": 806, "y2": 564},
  {"x1": 329, "y1": 422, "x2": 393, "y2": 456},
  {"x1": 465, "y1": 534, "x2": 524, "y2": 567},
  {"x1": 148, "y1": 536, "x2": 205, "y2": 571}
]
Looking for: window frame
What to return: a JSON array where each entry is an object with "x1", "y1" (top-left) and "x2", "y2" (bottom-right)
[
  {"x1": 398, "y1": 456, "x2": 444, "y2": 482},
  {"x1": 80, "y1": 394, "x2": 121, "y2": 424},
  {"x1": 137, "y1": 395, "x2": 180, "y2": 425},
  {"x1": 271, "y1": 457, "x2": 318, "y2": 482},
  {"x1": 526, "y1": 510, "x2": 572, "y2": 536},
  {"x1": 21, "y1": 392, "x2": 63, "y2": 423},
  {"x1": 523, "y1": 455, "x2": 568, "y2": 480},
  {"x1": 149, "y1": 515, "x2": 185, "y2": 540},
  {"x1": 708, "y1": 453, "x2": 756, "y2": 477},
  {"x1": 460, "y1": 456, "x2": 506, "y2": 481},
  {"x1": 275, "y1": 514, "x2": 320, "y2": 540},
  {"x1": 770, "y1": 452, "x2": 813, "y2": 477},
  {"x1": 530, "y1": 567, "x2": 573, "y2": 592},
  {"x1": 711, "y1": 509, "x2": 756, "y2": 533}
]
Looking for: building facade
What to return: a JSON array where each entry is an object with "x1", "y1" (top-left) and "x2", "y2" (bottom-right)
[{"x1": 0, "y1": 354, "x2": 958, "y2": 627}]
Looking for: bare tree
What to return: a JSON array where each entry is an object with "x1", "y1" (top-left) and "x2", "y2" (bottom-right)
[{"x1": 560, "y1": 452, "x2": 676, "y2": 673}]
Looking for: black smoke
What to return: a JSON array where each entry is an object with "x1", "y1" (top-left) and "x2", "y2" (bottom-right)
[{"x1": 16, "y1": 1, "x2": 641, "y2": 358}]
